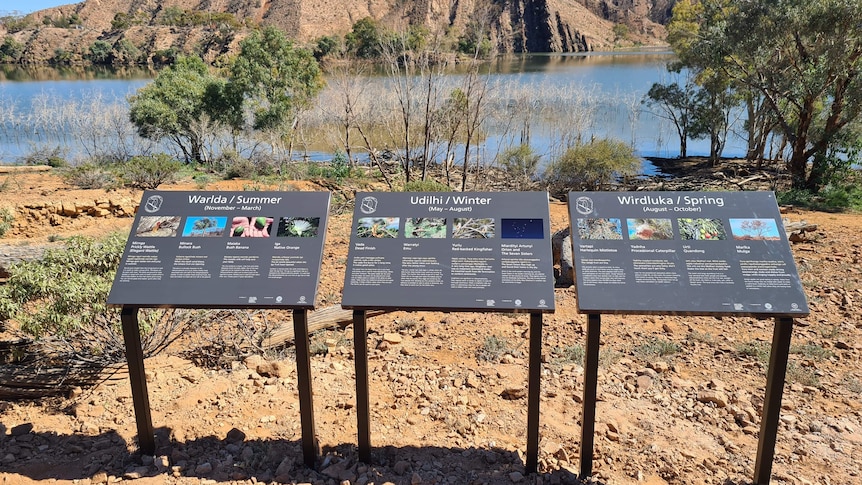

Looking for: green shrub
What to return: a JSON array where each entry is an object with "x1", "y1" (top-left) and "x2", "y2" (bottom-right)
[
  {"x1": 543, "y1": 138, "x2": 640, "y2": 196},
  {"x1": 0, "y1": 36, "x2": 25, "y2": 62},
  {"x1": 62, "y1": 162, "x2": 118, "y2": 189},
  {"x1": 477, "y1": 335, "x2": 514, "y2": 362},
  {"x1": 736, "y1": 340, "x2": 771, "y2": 362},
  {"x1": 635, "y1": 337, "x2": 681, "y2": 357},
  {"x1": 403, "y1": 179, "x2": 451, "y2": 192},
  {"x1": 0, "y1": 208, "x2": 14, "y2": 237},
  {"x1": 18, "y1": 146, "x2": 67, "y2": 167},
  {"x1": 120, "y1": 154, "x2": 183, "y2": 189},
  {"x1": 497, "y1": 144, "x2": 540, "y2": 189},
  {"x1": 0, "y1": 234, "x2": 186, "y2": 363}
]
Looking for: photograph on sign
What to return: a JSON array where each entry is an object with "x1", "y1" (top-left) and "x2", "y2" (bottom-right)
[
  {"x1": 567, "y1": 191, "x2": 809, "y2": 316},
  {"x1": 342, "y1": 192, "x2": 555, "y2": 312},
  {"x1": 107, "y1": 191, "x2": 331, "y2": 309}
]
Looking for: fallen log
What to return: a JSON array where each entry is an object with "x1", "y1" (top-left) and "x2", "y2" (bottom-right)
[{"x1": 264, "y1": 305, "x2": 390, "y2": 349}]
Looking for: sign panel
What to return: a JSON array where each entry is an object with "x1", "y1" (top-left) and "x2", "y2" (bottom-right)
[
  {"x1": 568, "y1": 191, "x2": 809, "y2": 316},
  {"x1": 342, "y1": 192, "x2": 555, "y2": 312},
  {"x1": 108, "y1": 191, "x2": 330, "y2": 308}
]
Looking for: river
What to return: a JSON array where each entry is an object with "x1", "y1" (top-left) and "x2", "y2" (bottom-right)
[{"x1": 0, "y1": 52, "x2": 748, "y2": 171}]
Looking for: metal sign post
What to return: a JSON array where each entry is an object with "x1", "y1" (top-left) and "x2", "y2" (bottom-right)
[
  {"x1": 343, "y1": 192, "x2": 556, "y2": 473},
  {"x1": 578, "y1": 313, "x2": 601, "y2": 479},
  {"x1": 121, "y1": 306, "x2": 155, "y2": 455},
  {"x1": 109, "y1": 191, "x2": 331, "y2": 466},
  {"x1": 754, "y1": 317, "x2": 794, "y2": 484},
  {"x1": 567, "y1": 191, "x2": 809, "y2": 485}
]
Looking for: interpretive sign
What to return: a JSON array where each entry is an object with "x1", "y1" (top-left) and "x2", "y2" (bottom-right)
[
  {"x1": 342, "y1": 192, "x2": 555, "y2": 312},
  {"x1": 108, "y1": 190, "x2": 330, "y2": 308},
  {"x1": 568, "y1": 191, "x2": 809, "y2": 316}
]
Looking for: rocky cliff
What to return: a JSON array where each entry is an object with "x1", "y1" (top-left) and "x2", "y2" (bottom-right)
[{"x1": 1, "y1": 0, "x2": 672, "y2": 65}]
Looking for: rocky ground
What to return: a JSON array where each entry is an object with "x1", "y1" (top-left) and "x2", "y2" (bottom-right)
[{"x1": 0, "y1": 166, "x2": 860, "y2": 485}]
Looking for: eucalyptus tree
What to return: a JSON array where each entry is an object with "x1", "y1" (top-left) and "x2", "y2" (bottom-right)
[
  {"x1": 129, "y1": 55, "x2": 224, "y2": 163},
  {"x1": 643, "y1": 69, "x2": 699, "y2": 158},
  {"x1": 669, "y1": 0, "x2": 862, "y2": 190},
  {"x1": 226, "y1": 26, "x2": 325, "y2": 155}
]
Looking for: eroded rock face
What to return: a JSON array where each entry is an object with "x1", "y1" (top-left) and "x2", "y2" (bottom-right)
[{"x1": 5, "y1": 0, "x2": 672, "y2": 64}]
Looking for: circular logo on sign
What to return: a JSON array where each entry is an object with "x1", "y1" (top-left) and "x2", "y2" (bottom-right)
[
  {"x1": 575, "y1": 196, "x2": 594, "y2": 215},
  {"x1": 764, "y1": 302, "x2": 773, "y2": 310},
  {"x1": 359, "y1": 196, "x2": 378, "y2": 214},
  {"x1": 144, "y1": 195, "x2": 164, "y2": 213}
]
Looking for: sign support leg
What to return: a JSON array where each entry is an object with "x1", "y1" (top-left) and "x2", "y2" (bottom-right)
[
  {"x1": 579, "y1": 313, "x2": 601, "y2": 479},
  {"x1": 293, "y1": 309, "x2": 319, "y2": 468},
  {"x1": 754, "y1": 317, "x2": 794, "y2": 485},
  {"x1": 121, "y1": 306, "x2": 155, "y2": 455},
  {"x1": 354, "y1": 310, "x2": 371, "y2": 463},
  {"x1": 526, "y1": 312, "x2": 543, "y2": 474}
]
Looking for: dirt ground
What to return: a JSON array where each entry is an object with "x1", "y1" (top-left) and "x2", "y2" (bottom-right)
[{"x1": 0, "y1": 167, "x2": 861, "y2": 485}]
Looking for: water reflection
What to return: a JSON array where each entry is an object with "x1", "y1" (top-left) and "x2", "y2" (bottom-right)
[{"x1": 0, "y1": 52, "x2": 747, "y2": 167}]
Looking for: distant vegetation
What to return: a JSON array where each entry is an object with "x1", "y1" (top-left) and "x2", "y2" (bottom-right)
[
  {"x1": 1, "y1": 1, "x2": 861, "y2": 209},
  {"x1": 646, "y1": 0, "x2": 862, "y2": 199}
]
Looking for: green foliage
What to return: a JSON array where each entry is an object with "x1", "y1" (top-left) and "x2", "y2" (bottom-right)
[
  {"x1": 635, "y1": 337, "x2": 681, "y2": 358},
  {"x1": 497, "y1": 144, "x2": 540, "y2": 189},
  {"x1": 313, "y1": 35, "x2": 342, "y2": 60},
  {"x1": 552, "y1": 344, "x2": 585, "y2": 365},
  {"x1": 51, "y1": 47, "x2": 73, "y2": 65},
  {"x1": 0, "y1": 208, "x2": 13, "y2": 238},
  {"x1": 129, "y1": 55, "x2": 225, "y2": 163},
  {"x1": 477, "y1": 335, "x2": 514, "y2": 362},
  {"x1": 669, "y1": 0, "x2": 862, "y2": 191},
  {"x1": 227, "y1": 26, "x2": 325, "y2": 132},
  {"x1": 114, "y1": 39, "x2": 142, "y2": 65},
  {"x1": 777, "y1": 170, "x2": 862, "y2": 211},
  {"x1": 87, "y1": 40, "x2": 113, "y2": 65},
  {"x1": 543, "y1": 138, "x2": 640, "y2": 195},
  {"x1": 329, "y1": 150, "x2": 350, "y2": 181},
  {"x1": 402, "y1": 179, "x2": 451, "y2": 192},
  {"x1": 157, "y1": 8, "x2": 242, "y2": 29},
  {"x1": 120, "y1": 154, "x2": 183, "y2": 189},
  {"x1": 19, "y1": 146, "x2": 67, "y2": 167},
  {"x1": 1, "y1": 15, "x2": 36, "y2": 33},
  {"x1": 151, "y1": 47, "x2": 179, "y2": 66},
  {"x1": 736, "y1": 340, "x2": 770, "y2": 362},
  {"x1": 62, "y1": 162, "x2": 118, "y2": 189},
  {"x1": 0, "y1": 234, "x2": 184, "y2": 363},
  {"x1": 110, "y1": 12, "x2": 132, "y2": 30},
  {"x1": 643, "y1": 74, "x2": 699, "y2": 158},
  {"x1": 345, "y1": 17, "x2": 383, "y2": 58},
  {"x1": 612, "y1": 23, "x2": 630, "y2": 42},
  {"x1": 0, "y1": 36, "x2": 25, "y2": 62},
  {"x1": 791, "y1": 343, "x2": 833, "y2": 361}
]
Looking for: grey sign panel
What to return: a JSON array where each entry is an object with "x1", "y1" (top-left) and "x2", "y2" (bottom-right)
[
  {"x1": 567, "y1": 191, "x2": 809, "y2": 317},
  {"x1": 342, "y1": 192, "x2": 555, "y2": 312},
  {"x1": 107, "y1": 191, "x2": 330, "y2": 309}
]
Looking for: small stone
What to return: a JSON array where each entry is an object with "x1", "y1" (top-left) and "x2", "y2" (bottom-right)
[
  {"x1": 509, "y1": 471, "x2": 524, "y2": 482},
  {"x1": 195, "y1": 462, "x2": 213, "y2": 474},
  {"x1": 275, "y1": 456, "x2": 295, "y2": 477},
  {"x1": 698, "y1": 390, "x2": 729, "y2": 408},
  {"x1": 501, "y1": 387, "x2": 527, "y2": 400},
  {"x1": 91, "y1": 471, "x2": 109, "y2": 484},
  {"x1": 394, "y1": 460, "x2": 411, "y2": 475},
  {"x1": 383, "y1": 333, "x2": 403, "y2": 344},
  {"x1": 225, "y1": 427, "x2": 246, "y2": 444},
  {"x1": 411, "y1": 472, "x2": 423, "y2": 484},
  {"x1": 10, "y1": 423, "x2": 33, "y2": 436},
  {"x1": 636, "y1": 375, "x2": 653, "y2": 390}
]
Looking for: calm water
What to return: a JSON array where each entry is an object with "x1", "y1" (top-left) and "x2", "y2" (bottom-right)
[{"x1": 0, "y1": 52, "x2": 747, "y2": 171}]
